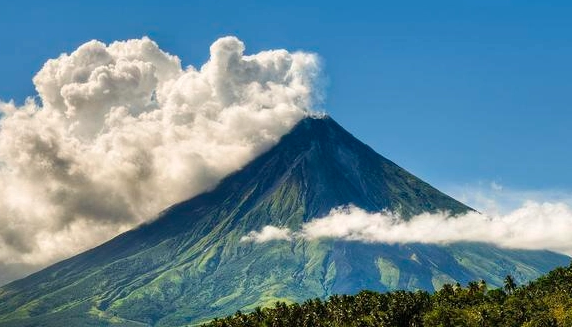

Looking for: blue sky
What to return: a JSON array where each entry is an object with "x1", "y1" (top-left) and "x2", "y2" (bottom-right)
[{"x1": 1, "y1": 0, "x2": 571, "y2": 192}]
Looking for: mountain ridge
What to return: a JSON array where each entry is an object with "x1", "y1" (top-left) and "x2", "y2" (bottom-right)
[{"x1": 0, "y1": 116, "x2": 568, "y2": 327}]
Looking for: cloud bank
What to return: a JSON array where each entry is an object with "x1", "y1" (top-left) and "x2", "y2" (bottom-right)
[
  {"x1": 0, "y1": 36, "x2": 321, "y2": 273},
  {"x1": 243, "y1": 202, "x2": 572, "y2": 256}
]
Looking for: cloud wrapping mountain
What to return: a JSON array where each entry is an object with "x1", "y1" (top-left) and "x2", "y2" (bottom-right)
[
  {"x1": 244, "y1": 202, "x2": 572, "y2": 255},
  {"x1": 0, "y1": 36, "x2": 321, "y2": 268}
]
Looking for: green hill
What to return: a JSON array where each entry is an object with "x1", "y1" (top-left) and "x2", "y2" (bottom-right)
[{"x1": 0, "y1": 116, "x2": 568, "y2": 326}]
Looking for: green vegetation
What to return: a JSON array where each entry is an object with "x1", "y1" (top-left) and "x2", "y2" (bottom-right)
[{"x1": 203, "y1": 261, "x2": 572, "y2": 327}]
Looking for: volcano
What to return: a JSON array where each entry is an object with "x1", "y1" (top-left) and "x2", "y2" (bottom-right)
[{"x1": 0, "y1": 116, "x2": 568, "y2": 326}]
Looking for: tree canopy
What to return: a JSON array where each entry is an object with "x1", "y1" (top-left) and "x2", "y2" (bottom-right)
[{"x1": 202, "y1": 262, "x2": 572, "y2": 327}]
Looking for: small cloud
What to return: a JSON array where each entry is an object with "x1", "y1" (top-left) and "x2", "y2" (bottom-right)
[
  {"x1": 240, "y1": 226, "x2": 292, "y2": 243},
  {"x1": 491, "y1": 181, "x2": 503, "y2": 191},
  {"x1": 445, "y1": 182, "x2": 572, "y2": 215}
]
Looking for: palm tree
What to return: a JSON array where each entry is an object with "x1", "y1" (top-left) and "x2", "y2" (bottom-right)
[
  {"x1": 504, "y1": 275, "x2": 517, "y2": 294},
  {"x1": 252, "y1": 307, "x2": 264, "y2": 323},
  {"x1": 478, "y1": 279, "x2": 487, "y2": 294},
  {"x1": 468, "y1": 281, "x2": 480, "y2": 296}
]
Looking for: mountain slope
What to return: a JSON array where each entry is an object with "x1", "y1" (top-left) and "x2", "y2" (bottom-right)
[{"x1": 0, "y1": 116, "x2": 568, "y2": 327}]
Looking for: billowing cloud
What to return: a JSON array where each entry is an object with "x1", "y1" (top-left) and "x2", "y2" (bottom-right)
[
  {"x1": 0, "y1": 36, "x2": 322, "y2": 278},
  {"x1": 244, "y1": 202, "x2": 572, "y2": 256}
]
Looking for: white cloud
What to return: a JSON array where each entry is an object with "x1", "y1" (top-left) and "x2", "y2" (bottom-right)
[
  {"x1": 245, "y1": 202, "x2": 572, "y2": 256},
  {"x1": 241, "y1": 226, "x2": 292, "y2": 243},
  {"x1": 490, "y1": 181, "x2": 503, "y2": 191},
  {"x1": 445, "y1": 181, "x2": 572, "y2": 215},
  {"x1": 0, "y1": 36, "x2": 322, "y2": 276}
]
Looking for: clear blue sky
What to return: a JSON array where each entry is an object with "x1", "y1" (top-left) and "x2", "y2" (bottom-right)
[{"x1": 1, "y1": 0, "x2": 570, "y2": 192}]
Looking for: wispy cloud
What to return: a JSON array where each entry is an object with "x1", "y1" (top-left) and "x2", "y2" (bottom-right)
[
  {"x1": 241, "y1": 226, "x2": 292, "y2": 243},
  {"x1": 243, "y1": 200, "x2": 572, "y2": 256},
  {"x1": 446, "y1": 181, "x2": 572, "y2": 215}
]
